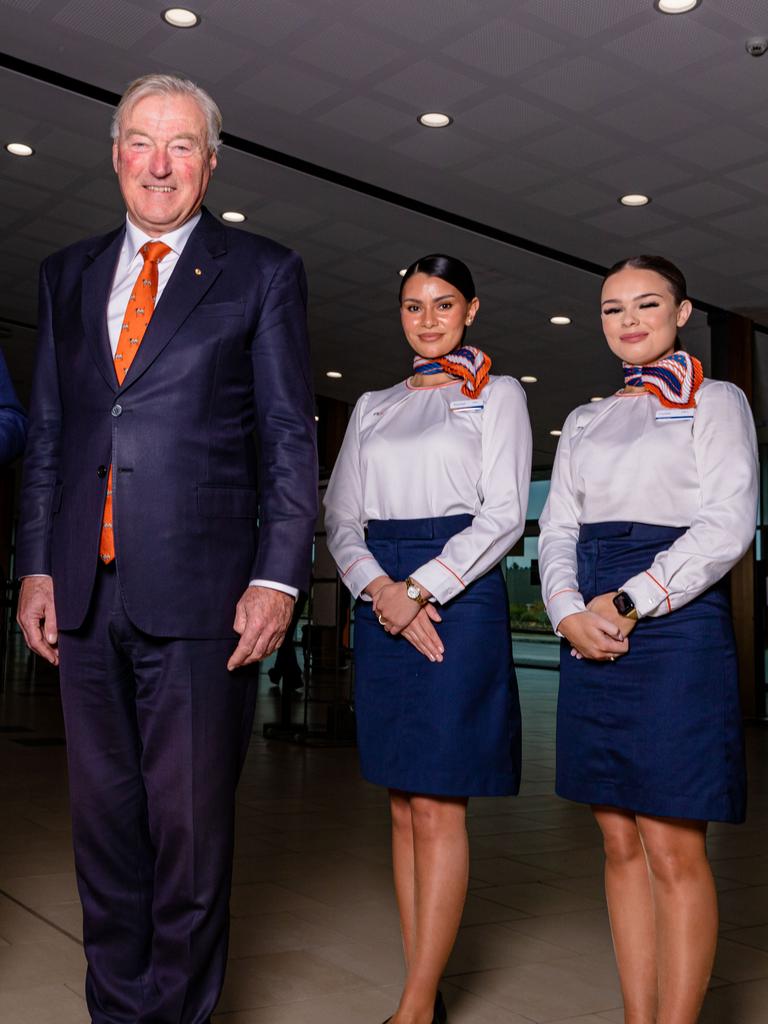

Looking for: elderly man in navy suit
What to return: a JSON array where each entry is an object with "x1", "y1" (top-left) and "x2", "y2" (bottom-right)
[{"x1": 16, "y1": 75, "x2": 317, "y2": 1024}]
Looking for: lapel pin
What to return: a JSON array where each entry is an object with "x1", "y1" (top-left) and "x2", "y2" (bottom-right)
[{"x1": 194, "y1": 267, "x2": 202, "y2": 276}]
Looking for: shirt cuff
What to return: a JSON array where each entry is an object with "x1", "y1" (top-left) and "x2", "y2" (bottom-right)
[
  {"x1": 546, "y1": 589, "x2": 587, "y2": 635},
  {"x1": 339, "y1": 556, "x2": 386, "y2": 601},
  {"x1": 410, "y1": 558, "x2": 465, "y2": 605},
  {"x1": 619, "y1": 570, "x2": 671, "y2": 618},
  {"x1": 20, "y1": 574, "x2": 52, "y2": 579},
  {"x1": 249, "y1": 579, "x2": 299, "y2": 600}
]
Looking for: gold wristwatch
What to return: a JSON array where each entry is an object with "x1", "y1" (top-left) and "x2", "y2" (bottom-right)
[{"x1": 405, "y1": 577, "x2": 429, "y2": 607}]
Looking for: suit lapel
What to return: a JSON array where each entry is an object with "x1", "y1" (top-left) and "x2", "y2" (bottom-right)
[
  {"x1": 119, "y1": 211, "x2": 225, "y2": 391},
  {"x1": 81, "y1": 227, "x2": 124, "y2": 392}
]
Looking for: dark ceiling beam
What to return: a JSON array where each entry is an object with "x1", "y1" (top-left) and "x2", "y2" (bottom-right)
[{"x1": 0, "y1": 50, "x2": 739, "y2": 322}]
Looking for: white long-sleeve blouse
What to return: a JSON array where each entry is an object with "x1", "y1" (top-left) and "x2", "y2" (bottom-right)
[
  {"x1": 538, "y1": 379, "x2": 759, "y2": 632},
  {"x1": 324, "y1": 375, "x2": 533, "y2": 604}
]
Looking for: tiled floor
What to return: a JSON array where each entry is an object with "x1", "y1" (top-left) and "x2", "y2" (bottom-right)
[{"x1": 1, "y1": 649, "x2": 767, "y2": 1023}]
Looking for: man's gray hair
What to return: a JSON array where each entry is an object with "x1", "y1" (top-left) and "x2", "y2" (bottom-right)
[{"x1": 111, "y1": 74, "x2": 222, "y2": 154}]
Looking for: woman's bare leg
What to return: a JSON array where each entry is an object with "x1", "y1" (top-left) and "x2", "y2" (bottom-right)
[{"x1": 593, "y1": 805, "x2": 657, "y2": 1023}]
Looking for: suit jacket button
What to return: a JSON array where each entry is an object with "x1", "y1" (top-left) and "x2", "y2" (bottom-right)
[
  {"x1": 111, "y1": 404, "x2": 122, "y2": 417},
  {"x1": 97, "y1": 465, "x2": 107, "y2": 478}
]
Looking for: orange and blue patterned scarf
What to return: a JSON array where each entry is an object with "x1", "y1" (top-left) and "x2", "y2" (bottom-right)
[
  {"x1": 412, "y1": 345, "x2": 492, "y2": 399},
  {"x1": 622, "y1": 351, "x2": 704, "y2": 409}
]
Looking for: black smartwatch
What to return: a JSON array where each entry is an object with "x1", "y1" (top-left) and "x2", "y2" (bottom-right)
[{"x1": 613, "y1": 591, "x2": 638, "y2": 620}]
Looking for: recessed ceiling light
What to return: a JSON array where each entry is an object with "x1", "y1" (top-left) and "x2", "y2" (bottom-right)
[
  {"x1": 619, "y1": 193, "x2": 651, "y2": 207},
  {"x1": 520, "y1": 375, "x2": 538, "y2": 383},
  {"x1": 550, "y1": 429, "x2": 562, "y2": 437},
  {"x1": 654, "y1": 0, "x2": 701, "y2": 13},
  {"x1": 5, "y1": 142, "x2": 33, "y2": 157},
  {"x1": 221, "y1": 211, "x2": 246, "y2": 223},
  {"x1": 417, "y1": 112, "x2": 453, "y2": 128},
  {"x1": 314, "y1": 415, "x2": 320, "y2": 422},
  {"x1": 398, "y1": 268, "x2": 408, "y2": 277},
  {"x1": 326, "y1": 370, "x2": 342, "y2": 379},
  {"x1": 550, "y1": 315, "x2": 571, "y2": 326},
  {"x1": 590, "y1": 396, "x2": 604, "y2": 402},
  {"x1": 162, "y1": 7, "x2": 200, "y2": 28}
]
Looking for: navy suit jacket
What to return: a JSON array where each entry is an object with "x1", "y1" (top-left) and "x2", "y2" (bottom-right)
[
  {"x1": 0, "y1": 346, "x2": 28, "y2": 466},
  {"x1": 16, "y1": 208, "x2": 318, "y2": 637}
]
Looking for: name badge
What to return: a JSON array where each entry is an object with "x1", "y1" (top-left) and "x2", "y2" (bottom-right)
[
  {"x1": 655, "y1": 409, "x2": 694, "y2": 422},
  {"x1": 450, "y1": 399, "x2": 484, "y2": 413}
]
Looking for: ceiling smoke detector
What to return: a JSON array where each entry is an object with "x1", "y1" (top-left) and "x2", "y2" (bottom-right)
[{"x1": 746, "y1": 37, "x2": 768, "y2": 57}]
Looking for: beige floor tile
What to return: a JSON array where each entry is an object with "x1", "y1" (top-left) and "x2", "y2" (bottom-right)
[
  {"x1": 712, "y1": 856, "x2": 768, "y2": 886},
  {"x1": 475, "y1": 881, "x2": 604, "y2": 916},
  {"x1": 0, "y1": 872, "x2": 79, "y2": 908},
  {"x1": 216, "y1": 949, "x2": 372, "y2": 1013},
  {"x1": 698, "y1": 978, "x2": 768, "y2": 1023},
  {"x1": 446, "y1": 922, "x2": 574, "y2": 973},
  {"x1": 450, "y1": 955, "x2": 623, "y2": 1022},
  {"x1": 0, "y1": 982, "x2": 87, "y2": 1024},
  {"x1": 0, "y1": 938, "x2": 86, "y2": 991},
  {"x1": 712, "y1": 936, "x2": 768, "y2": 982},
  {"x1": 469, "y1": 857, "x2": 564, "y2": 887},
  {"x1": 718, "y1": 884, "x2": 768, "y2": 927},
  {"x1": 228, "y1": 911, "x2": 349, "y2": 957},
  {"x1": 310, "y1": 937, "x2": 406, "y2": 986},
  {"x1": 212, "y1": 985, "x2": 394, "y2": 1023},
  {"x1": 440, "y1": 981, "x2": 547, "y2": 1023},
  {"x1": 502, "y1": 908, "x2": 615, "y2": 957},
  {"x1": 460, "y1": 893, "x2": 532, "y2": 927},
  {"x1": 512, "y1": 847, "x2": 607, "y2": 878},
  {"x1": 290, "y1": 895, "x2": 402, "y2": 945},
  {"x1": 229, "y1": 881, "x2": 336, "y2": 919},
  {"x1": 719, "y1": 923, "x2": 768, "y2": 952}
]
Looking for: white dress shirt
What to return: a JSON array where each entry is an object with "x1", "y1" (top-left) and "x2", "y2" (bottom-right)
[
  {"x1": 32, "y1": 213, "x2": 297, "y2": 600},
  {"x1": 538, "y1": 379, "x2": 758, "y2": 631},
  {"x1": 324, "y1": 375, "x2": 532, "y2": 604}
]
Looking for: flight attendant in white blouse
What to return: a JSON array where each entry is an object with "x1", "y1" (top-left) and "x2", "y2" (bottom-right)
[
  {"x1": 325, "y1": 254, "x2": 532, "y2": 1024},
  {"x1": 538, "y1": 255, "x2": 758, "y2": 1024}
]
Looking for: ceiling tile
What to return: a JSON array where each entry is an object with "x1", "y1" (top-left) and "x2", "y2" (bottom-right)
[
  {"x1": 669, "y1": 124, "x2": 768, "y2": 171},
  {"x1": 375, "y1": 59, "x2": 485, "y2": 107},
  {"x1": 248, "y1": 199, "x2": 327, "y2": 233},
  {"x1": 52, "y1": 0, "x2": 157, "y2": 48},
  {"x1": 147, "y1": 30, "x2": 253, "y2": 82},
  {"x1": 599, "y1": 93, "x2": 711, "y2": 142},
  {"x1": 637, "y1": 225, "x2": 728, "y2": 259},
  {"x1": 442, "y1": 18, "x2": 564, "y2": 78},
  {"x1": 236, "y1": 64, "x2": 340, "y2": 113},
  {"x1": 391, "y1": 128, "x2": 487, "y2": 169},
  {"x1": 352, "y1": 0, "x2": 479, "y2": 43},
  {"x1": 526, "y1": 180, "x2": 610, "y2": 216},
  {"x1": 316, "y1": 96, "x2": 408, "y2": 143},
  {"x1": 292, "y1": 22, "x2": 404, "y2": 80},
  {"x1": 583, "y1": 206, "x2": 677, "y2": 238},
  {"x1": 604, "y1": 16, "x2": 732, "y2": 73},
  {"x1": 0, "y1": 0, "x2": 44, "y2": 10},
  {"x1": 521, "y1": 0, "x2": 650, "y2": 38},
  {"x1": 709, "y1": 206, "x2": 768, "y2": 239},
  {"x1": 653, "y1": 181, "x2": 750, "y2": 217},
  {"x1": 590, "y1": 154, "x2": 693, "y2": 193},
  {"x1": 726, "y1": 158, "x2": 768, "y2": 194},
  {"x1": 205, "y1": 0, "x2": 311, "y2": 45},
  {"x1": 682, "y1": 57, "x2": 768, "y2": 112},
  {"x1": 521, "y1": 57, "x2": 637, "y2": 113},
  {"x1": 34, "y1": 127, "x2": 110, "y2": 169},
  {"x1": 460, "y1": 153, "x2": 559, "y2": 193},
  {"x1": 308, "y1": 221, "x2": 387, "y2": 251},
  {"x1": 522, "y1": 125, "x2": 623, "y2": 169},
  {"x1": 460, "y1": 94, "x2": 561, "y2": 142}
]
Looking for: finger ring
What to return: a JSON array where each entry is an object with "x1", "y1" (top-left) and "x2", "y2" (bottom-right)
[
  {"x1": 610, "y1": 656, "x2": 616, "y2": 662},
  {"x1": 378, "y1": 614, "x2": 386, "y2": 626}
]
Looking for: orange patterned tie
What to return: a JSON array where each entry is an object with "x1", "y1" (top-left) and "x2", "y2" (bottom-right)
[{"x1": 99, "y1": 241, "x2": 171, "y2": 564}]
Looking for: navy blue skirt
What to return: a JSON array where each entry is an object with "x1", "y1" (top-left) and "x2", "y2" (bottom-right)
[
  {"x1": 557, "y1": 521, "x2": 746, "y2": 823},
  {"x1": 354, "y1": 515, "x2": 521, "y2": 797}
]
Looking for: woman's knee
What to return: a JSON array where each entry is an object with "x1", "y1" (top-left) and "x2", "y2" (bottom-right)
[
  {"x1": 595, "y1": 811, "x2": 644, "y2": 866},
  {"x1": 390, "y1": 791, "x2": 414, "y2": 835},
  {"x1": 639, "y1": 819, "x2": 708, "y2": 886},
  {"x1": 409, "y1": 795, "x2": 466, "y2": 839}
]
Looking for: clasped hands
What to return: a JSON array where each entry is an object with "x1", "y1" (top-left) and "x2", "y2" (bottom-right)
[
  {"x1": 366, "y1": 575, "x2": 445, "y2": 663},
  {"x1": 558, "y1": 591, "x2": 637, "y2": 662}
]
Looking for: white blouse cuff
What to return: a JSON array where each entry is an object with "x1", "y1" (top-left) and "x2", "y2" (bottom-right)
[
  {"x1": 546, "y1": 589, "x2": 587, "y2": 634},
  {"x1": 411, "y1": 558, "x2": 465, "y2": 605},
  {"x1": 620, "y1": 570, "x2": 671, "y2": 618},
  {"x1": 341, "y1": 555, "x2": 386, "y2": 601}
]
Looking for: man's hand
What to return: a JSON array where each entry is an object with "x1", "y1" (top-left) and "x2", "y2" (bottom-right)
[
  {"x1": 17, "y1": 575, "x2": 59, "y2": 666},
  {"x1": 402, "y1": 605, "x2": 444, "y2": 662},
  {"x1": 558, "y1": 609, "x2": 629, "y2": 662},
  {"x1": 228, "y1": 586, "x2": 294, "y2": 671}
]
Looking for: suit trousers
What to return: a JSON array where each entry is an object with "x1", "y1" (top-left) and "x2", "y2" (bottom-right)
[{"x1": 57, "y1": 563, "x2": 258, "y2": 1024}]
